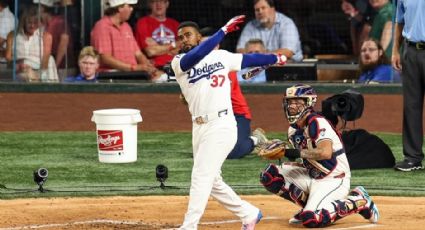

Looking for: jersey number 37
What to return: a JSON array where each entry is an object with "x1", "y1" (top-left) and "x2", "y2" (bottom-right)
[{"x1": 210, "y1": 74, "x2": 225, "y2": 87}]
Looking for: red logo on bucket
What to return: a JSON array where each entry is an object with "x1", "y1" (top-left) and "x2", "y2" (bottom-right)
[{"x1": 97, "y1": 130, "x2": 123, "y2": 151}]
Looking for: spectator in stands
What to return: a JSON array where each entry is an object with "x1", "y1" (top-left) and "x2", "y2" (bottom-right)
[
  {"x1": 5, "y1": 5, "x2": 59, "y2": 82},
  {"x1": 91, "y1": 0, "x2": 167, "y2": 82},
  {"x1": 237, "y1": 38, "x2": 267, "y2": 83},
  {"x1": 64, "y1": 46, "x2": 99, "y2": 82},
  {"x1": 0, "y1": 0, "x2": 15, "y2": 67},
  {"x1": 134, "y1": 0, "x2": 179, "y2": 69},
  {"x1": 34, "y1": 0, "x2": 75, "y2": 70},
  {"x1": 341, "y1": 0, "x2": 375, "y2": 56},
  {"x1": 368, "y1": 0, "x2": 394, "y2": 58},
  {"x1": 358, "y1": 38, "x2": 400, "y2": 84},
  {"x1": 236, "y1": 0, "x2": 303, "y2": 62}
]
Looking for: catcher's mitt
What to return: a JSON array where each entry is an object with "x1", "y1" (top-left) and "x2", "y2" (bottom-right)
[{"x1": 257, "y1": 139, "x2": 289, "y2": 160}]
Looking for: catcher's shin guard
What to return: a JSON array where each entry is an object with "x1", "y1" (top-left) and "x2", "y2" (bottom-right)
[
  {"x1": 299, "y1": 209, "x2": 333, "y2": 228},
  {"x1": 260, "y1": 164, "x2": 284, "y2": 194},
  {"x1": 285, "y1": 183, "x2": 307, "y2": 207},
  {"x1": 332, "y1": 198, "x2": 365, "y2": 217},
  {"x1": 260, "y1": 164, "x2": 307, "y2": 207},
  {"x1": 349, "y1": 186, "x2": 380, "y2": 223},
  {"x1": 329, "y1": 193, "x2": 367, "y2": 223}
]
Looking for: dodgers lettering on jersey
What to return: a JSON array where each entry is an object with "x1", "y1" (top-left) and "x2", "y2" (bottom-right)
[
  {"x1": 288, "y1": 113, "x2": 351, "y2": 179},
  {"x1": 188, "y1": 62, "x2": 225, "y2": 84},
  {"x1": 171, "y1": 50, "x2": 243, "y2": 117}
]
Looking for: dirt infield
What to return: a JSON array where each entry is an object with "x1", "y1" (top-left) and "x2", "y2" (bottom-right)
[{"x1": 1, "y1": 195, "x2": 424, "y2": 229}]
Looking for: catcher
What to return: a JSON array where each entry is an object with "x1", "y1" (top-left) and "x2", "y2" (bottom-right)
[{"x1": 257, "y1": 84, "x2": 379, "y2": 227}]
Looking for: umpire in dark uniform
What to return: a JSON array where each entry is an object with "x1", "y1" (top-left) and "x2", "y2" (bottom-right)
[{"x1": 392, "y1": 0, "x2": 425, "y2": 171}]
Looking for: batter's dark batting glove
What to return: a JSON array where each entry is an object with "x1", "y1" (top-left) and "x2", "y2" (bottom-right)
[
  {"x1": 221, "y1": 15, "x2": 245, "y2": 34},
  {"x1": 275, "y1": 54, "x2": 287, "y2": 65}
]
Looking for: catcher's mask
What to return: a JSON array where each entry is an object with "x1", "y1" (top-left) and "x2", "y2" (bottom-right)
[{"x1": 282, "y1": 84, "x2": 317, "y2": 124}]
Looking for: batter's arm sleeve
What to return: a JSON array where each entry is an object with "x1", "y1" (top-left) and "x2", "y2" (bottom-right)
[
  {"x1": 180, "y1": 30, "x2": 225, "y2": 72},
  {"x1": 241, "y1": 53, "x2": 277, "y2": 68}
]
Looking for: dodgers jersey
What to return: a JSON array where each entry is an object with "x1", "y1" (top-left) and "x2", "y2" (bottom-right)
[
  {"x1": 288, "y1": 113, "x2": 351, "y2": 179},
  {"x1": 171, "y1": 50, "x2": 243, "y2": 117}
]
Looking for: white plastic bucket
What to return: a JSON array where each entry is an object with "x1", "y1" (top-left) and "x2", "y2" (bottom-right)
[{"x1": 91, "y1": 109, "x2": 143, "y2": 163}]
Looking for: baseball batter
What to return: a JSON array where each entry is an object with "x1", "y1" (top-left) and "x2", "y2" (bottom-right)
[
  {"x1": 259, "y1": 84, "x2": 380, "y2": 227},
  {"x1": 171, "y1": 15, "x2": 286, "y2": 230}
]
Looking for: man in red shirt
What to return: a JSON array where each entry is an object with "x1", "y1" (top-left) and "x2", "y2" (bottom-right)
[
  {"x1": 91, "y1": 0, "x2": 165, "y2": 82},
  {"x1": 135, "y1": 0, "x2": 179, "y2": 69}
]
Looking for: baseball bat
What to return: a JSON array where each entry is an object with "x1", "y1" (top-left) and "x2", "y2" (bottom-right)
[{"x1": 242, "y1": 65, "x2": 270, "y2": 80}]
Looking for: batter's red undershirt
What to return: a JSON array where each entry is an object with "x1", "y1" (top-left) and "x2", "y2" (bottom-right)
[{"x1": 229, "y1": 71, "x2": 252, "y2": 120}]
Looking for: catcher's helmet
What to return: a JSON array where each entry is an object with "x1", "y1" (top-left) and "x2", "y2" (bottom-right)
[{"x1": 283, "y1": 84, "x2": 317, "y2": 124}]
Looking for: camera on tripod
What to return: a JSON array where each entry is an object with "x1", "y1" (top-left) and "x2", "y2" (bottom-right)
[{"x1": 321, "y1": 89, "x2": 364, "y2": 126}]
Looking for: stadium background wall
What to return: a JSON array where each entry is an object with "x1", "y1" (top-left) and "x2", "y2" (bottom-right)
[{"x1": 0, "y1": 83, "x2": 415, "y2": 133}]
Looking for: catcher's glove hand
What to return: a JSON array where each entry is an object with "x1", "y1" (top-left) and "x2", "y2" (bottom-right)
[{"x1": 257, "y1": 139, "x2": 289, "y2": 160}]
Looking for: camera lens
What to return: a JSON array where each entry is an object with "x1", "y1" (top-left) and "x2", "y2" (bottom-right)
[
  {"x1": 336, "y1": 97, "x2": 347, "y2": 109},
  {"x1": 156, "y1": 165, "x2": 168, "y2": 182},
  {"x1": 38, "y1": 168, "x2": 48, "y2": 178}
]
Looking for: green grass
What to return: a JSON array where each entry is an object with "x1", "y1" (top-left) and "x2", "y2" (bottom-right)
[{"x1": 0, "y1": 131, "x2": 424, "y2": 199}]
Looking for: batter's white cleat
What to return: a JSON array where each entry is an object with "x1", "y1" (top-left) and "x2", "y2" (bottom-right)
[
  {"x1": 241, "y1": 210, "x2": 263, "y2": 230},
  {"x1": 252, "y1": 128, "x2": 268, "y2": 147},
  {"x1": 288, "y1": 209, "x2": 302, "y2": 225},
  {"x1": 351, "y1": 186, "x2": 380, "y2": 223}
]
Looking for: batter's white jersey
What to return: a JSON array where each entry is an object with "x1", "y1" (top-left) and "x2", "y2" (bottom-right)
[
  {"x1": 171, "y1": 49, "x2": 260, "y2": 229},
  {"x1": 171, "y1": 50, "x2": 243, "y2": 117},
  {"x1": 288, "y1": 114, "x2": 351, "y2": 179}
]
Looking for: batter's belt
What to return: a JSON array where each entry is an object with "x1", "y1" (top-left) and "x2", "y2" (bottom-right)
[{"x1": 192, "y1": 109, "x2": 229, "y2": 125}]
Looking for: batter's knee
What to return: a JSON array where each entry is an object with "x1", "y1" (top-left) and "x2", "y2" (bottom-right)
[{"x1": 299, "y1": 209, "x2": 333, "y2": 228}]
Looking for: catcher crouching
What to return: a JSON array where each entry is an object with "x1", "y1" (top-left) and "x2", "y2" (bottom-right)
[{"x1": 257, "y1": 84, "x2": 379, "y2": 227}]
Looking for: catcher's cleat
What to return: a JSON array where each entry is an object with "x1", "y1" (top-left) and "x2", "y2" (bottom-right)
[
  {"x1": 351, "y1": 186, "x2": 379, "y2": 223},
  {"x1": 252, "y1": 128, "x2": 268, "y2": 147},
  {"x1": 241, "y1": 210, "x2": 263, "y2": 230},
  {"x1": 288, "y1": 209, "x2": 302, "y2": 225}
]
